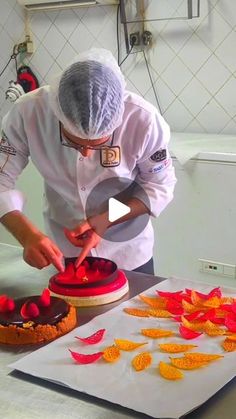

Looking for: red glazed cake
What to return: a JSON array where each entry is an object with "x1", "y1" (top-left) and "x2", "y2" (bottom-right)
[
  {"x1": 49, "y1": 257, "x2": 129, "y2": 307},
  {"x1": 0, "y1": 289, "x2": 77, "y2": 345}
]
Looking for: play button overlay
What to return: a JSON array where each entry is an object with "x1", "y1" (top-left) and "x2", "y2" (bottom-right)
[
  {"x1": 108, "y1": 197, "x2": 131, "y2": 222},
  {"x1": 85, "y1": 177, "x2": 151, "y2": 242}
]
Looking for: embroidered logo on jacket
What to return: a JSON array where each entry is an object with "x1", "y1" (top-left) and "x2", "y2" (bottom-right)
[
  {"x1": 0, "y1": 131, "x2": 16, "y2": 155},
  {"x1": 100, "y1": 147, "x2": 120, "y2": 167},
  {"x1": 149, "y1": 149, "x2": 167, "y2": 162}
]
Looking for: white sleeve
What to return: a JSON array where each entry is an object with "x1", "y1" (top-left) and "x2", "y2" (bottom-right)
[
  {"x1": 135, "y1": 112, "x2": 177, "y2": 217},
  {"x1": 0, "y1": 103, "x2": 29, "y2": 218}
]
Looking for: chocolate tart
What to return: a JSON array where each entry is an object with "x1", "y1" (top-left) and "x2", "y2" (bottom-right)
[{"x1": 0, "y1": 295, "x2": 77, "y2": 345}]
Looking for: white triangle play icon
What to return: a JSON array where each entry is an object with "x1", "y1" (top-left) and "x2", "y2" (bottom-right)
[{"x1": 108, "y1": 197, "x2": 131, "y2": 223}]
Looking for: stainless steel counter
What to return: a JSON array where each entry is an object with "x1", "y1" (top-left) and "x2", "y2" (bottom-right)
[{"x1": 0, "y1": 243, "x2": 235, "y2": 419}]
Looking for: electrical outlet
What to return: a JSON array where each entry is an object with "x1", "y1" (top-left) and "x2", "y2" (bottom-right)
[
  {"x1": 198, "y1": 259, "x2": 236, "y2": 278},
  {"x1": 142, "y1": 30, "x2": 153, "y2": 46},
  {"x1": 129, "y1": 31, "x2": 140, "y2": 47}
]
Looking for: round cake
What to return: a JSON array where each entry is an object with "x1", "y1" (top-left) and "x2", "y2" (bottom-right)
[
  {"x1": 0, "y1": 290, "x2": 77, "y2": 345},
  {"x1": 49, "y1": 257, "x2": 129, "y2": 307}
]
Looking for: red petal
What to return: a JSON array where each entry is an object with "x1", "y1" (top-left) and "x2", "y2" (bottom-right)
[
  {"x1": 232, "y1": 303, "x2": 236, "y2": 314},
  {"x1": 20, "y1": 301, "x2": 40, "y2": 319},
  {"x1": 198, "y1": 309, "x2": 216, "y2": 321},
  {"x1": 57, "y1": 263, "x2": 75, "y2": 280},
  {"x1": 69, "y1": 349, "x2": 103, "y2": 364},
  {"x1": 91, "y1": 260, "x2": 99, "y2": 271},
  {"x1": 179, "y1": 325, "x2": 203, "y2": 340},
  {"x1": 208, "y1": 287, "x2": 222, "y2": 298},
  {"x1": 166, "y1": 299, "x2": 184, "y2": 315},
  {"x1": 220, "y1": 304, "x2": 233, "y2": 312},
  {"x1": 75, "y1": 329, "x2": 106, "y2": 345},
  {"x1": 185, "y1": 311, "x2": 202, "y2": 321},
  {"x1": 225, "y1": 315, "x2": 236, "y2": 332},
  {"x1": 75, "y1": 265, "x2": 86, "y2": 279},
  {"x1": 38, "y1": 288, "x2": 50, "y2": 307},
  {"x1": 157, "y1": 290, "x2": 183, "y2": 299},
  {"x1": 81, "y1": 260, "x2": 90, "y2": 270},
  {"x1": 98, "y1": 259, "x2": 106, "y2": 270},
  {"x1": 104, "y1": 261, "x2": 113, "y2": 273}
]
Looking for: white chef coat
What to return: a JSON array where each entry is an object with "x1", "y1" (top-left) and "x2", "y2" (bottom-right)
[{"x1": 0, "y1": 86, "x2": 176, "y2": 270}]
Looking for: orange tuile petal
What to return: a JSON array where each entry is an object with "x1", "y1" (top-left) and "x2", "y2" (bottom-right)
[
  {"x1": 204, "y1": 320, "x2": 226, "y2": 336},
  {"x1": 123, "y1": 308, "x2": 150, "y2": 317},
  {"x1": 139, "y1": 294, "x2": 167, "y2": 309},
  {"x1": 148, "y1": 309, "x2": 172, "y2": 318},
  {"x1": 181, "y1": 316, "x2": 206, "y2": 332},
  {"x1": 114, "y1": 339, "x2": 147, "y2": 351},
  {"x1": 103, "y1": 345, "x2": 121, "y2": 362},
  {"x1": 132, "y1": 352, "x2": 152, "y2": 371},
  {"x1": 170, "y1": 356, "x2": 207, "y2": 370},
  {"x1": 226, "y1": 335, "x2": 236, "y2": 341},
  {"x1": 182, "y1": 299, "x2": 203, "y2": 314},
  {"x1": 141, "y1": 328, "x2": 174, "y2": 338},
  {"x1": 203, "y1": 296, "x2": 221, "y2": 308},
  {"x1": 222, "y1": 338, "x2": 236, "y2": 352},
  {"x1": 184, "y1": 352, "x2": 223, "y2": 362},
  {"x1": 220, "y1": 297, "x2": 234, "y2": 305},
  {"x1": 159, "y1": 361, "x2": 184, "y2": 380},
  {"x1": 191, "y1": 290, "x2": 204, "y2": 306},
  {"x1": 159, "y1": 343, "x2": 197, "y2": 353}
]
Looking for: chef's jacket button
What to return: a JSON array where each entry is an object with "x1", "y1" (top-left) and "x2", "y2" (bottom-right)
[
  {"x1": 81, "y1": 187, "x2": 86, "y2": 191},
  {"x1": 79, "y1": 157, "x2": 83, "y2": 161}
]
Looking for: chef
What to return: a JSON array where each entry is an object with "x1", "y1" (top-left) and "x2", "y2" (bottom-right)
[{"x1": 0, "y1": 48, "x2": 176, "y2": 275}]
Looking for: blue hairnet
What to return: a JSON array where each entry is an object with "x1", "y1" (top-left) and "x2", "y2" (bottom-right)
[{"x1": 49, "y1": 48, "x2": 125, "y2": 139}]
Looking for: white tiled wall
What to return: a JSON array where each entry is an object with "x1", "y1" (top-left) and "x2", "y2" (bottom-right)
[{"x1": 0, "y1": 0, "x2": 236, "y2": 134}]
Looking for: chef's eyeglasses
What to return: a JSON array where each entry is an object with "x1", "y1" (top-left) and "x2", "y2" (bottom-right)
[{"x1": 59, "y1": 122, "x2": 113, "y2": 151}]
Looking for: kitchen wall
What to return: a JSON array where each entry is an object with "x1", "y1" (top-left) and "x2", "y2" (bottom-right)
[{"x1": 0, "y1": 0, "x2": 235, "y2": 133}]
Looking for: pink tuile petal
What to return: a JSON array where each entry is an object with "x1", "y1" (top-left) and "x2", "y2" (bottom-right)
[
  {"x1": 69, "y1": 349, "x2": 103, "y2": 364},
  {"x1": 75, "y1": 329, "x2": 106, "y2": 345},
  {"x1": 185, "y1": 311, "x2": 202, "y2": 321},
  {"x1": 225, "y1": 315, "x2": 236, "y2": 333},
  {"x1": 179, "y1": 325, "x2": 203, "y2": 340},
  {"x1": 198, "y1": 309, "x2": 216, "y2": 321},
  {"x1": 166, "y1": 299, "x2": 184, "y2": 315},
  {"x1": 157, "y1": 290, "x2": 183, "y2": 301},
  {"x1": 208, "y1": 287, "x2": 222, "y2": 299}
]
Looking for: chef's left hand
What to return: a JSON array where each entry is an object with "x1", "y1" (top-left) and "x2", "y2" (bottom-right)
[{"x1": 64, "y1": 213, "x2": 110, "y2": 267}]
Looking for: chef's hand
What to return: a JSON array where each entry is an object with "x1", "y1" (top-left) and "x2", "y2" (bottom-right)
[
  {"x1": 64, "y1": 213, "x2": 110, "y2": 267},
  {"x1": 23, "y1": 232, "x2": 64, "y2": 272}
]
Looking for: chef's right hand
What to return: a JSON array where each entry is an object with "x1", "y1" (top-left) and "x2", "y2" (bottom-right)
[{"x1": 23, "y1": 232, "x2": 64, "y2": 272}]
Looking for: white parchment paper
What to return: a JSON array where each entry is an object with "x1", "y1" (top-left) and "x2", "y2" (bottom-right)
[{"x1": 9, "y1": 278, "x2": 236, "y2": 419}]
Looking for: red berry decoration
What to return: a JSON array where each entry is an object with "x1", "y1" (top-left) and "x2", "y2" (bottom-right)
[
  {"x1": 38, "y1": 288, "x2": 51, "y2": 307},
  {"x1": 20, "y1": 301, "x2": 40, "y2": 319}
]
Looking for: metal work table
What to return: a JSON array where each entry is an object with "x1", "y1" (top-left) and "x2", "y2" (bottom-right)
[{"x1": 0, "y1": 243, "x2": 235, "y2": 419}]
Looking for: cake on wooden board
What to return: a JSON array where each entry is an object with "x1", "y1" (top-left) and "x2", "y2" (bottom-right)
[{"x1": 49, "y1": 257, "x2": 129, "y2": 307}]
